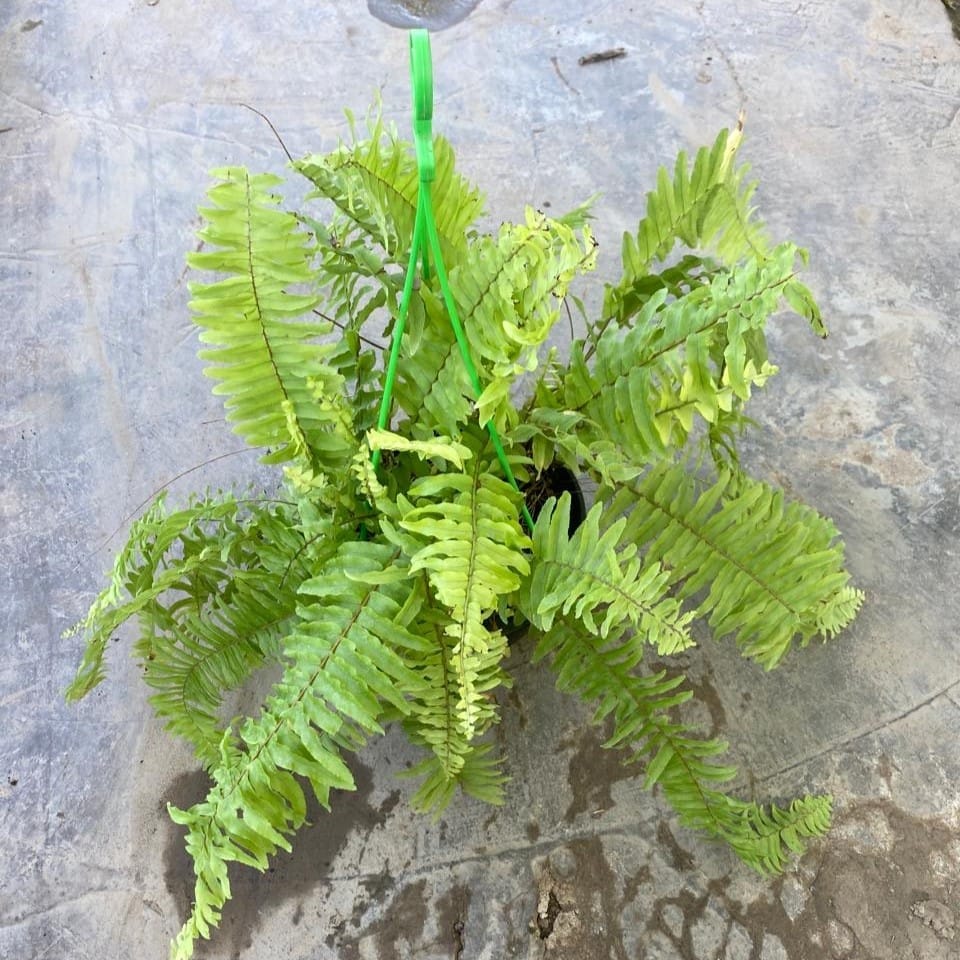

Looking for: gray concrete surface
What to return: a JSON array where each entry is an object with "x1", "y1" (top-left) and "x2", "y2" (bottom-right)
[{"x1": 3, "y1": 1, "x2": 959, "y2": 958}]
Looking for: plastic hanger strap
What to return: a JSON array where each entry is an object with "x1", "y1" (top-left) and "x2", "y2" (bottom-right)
[
  {"x1": 373, "y1": 30, "x2": 533, "y2": 531},
  {"x1": 373, "y1": 29, "x2": 534, "y2": 531}
]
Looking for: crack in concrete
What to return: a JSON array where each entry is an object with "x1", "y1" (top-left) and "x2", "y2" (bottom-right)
[
  {"x1": 757, "y1": 676, "x2": 960, "y2": 785},
  {"x1": 535, "y1": 888, "x2": 563, "y2": 939},
  {"x1": 452, "y1": 915, "x2": 466, "y2": 959},
  {"x1": 695, "y1": 1, "x2": 748, "y2": 108},
  {"x1": 550, "y1": 56, "x2": 580, "y2": 96},
  {"x1": 0, "y1": 888, "x2": 137, "y2": 929}
]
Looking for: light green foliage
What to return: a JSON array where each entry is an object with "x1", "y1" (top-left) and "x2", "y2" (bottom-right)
[
  {"x1": 66, "y1": 115, "x2": 862, "y2": 960},
  {"x1": 393, "y1": 209, "x2": 597, "y2": 435},
  {"x1": 558, "y1": 245, "x2": 801, "y2": 469},
  {"x1": 398, "y1": 458, "x2": 530, "y2": 739},
  {"x1": 520, "y1": 495, "x2": 694, "y2": 656},
  {"x1": 607, "y1": 463, "x2": 863, "y2": 669},
  {"x1": 188, "y1": 168, "x2": 348, "y2": 467}
]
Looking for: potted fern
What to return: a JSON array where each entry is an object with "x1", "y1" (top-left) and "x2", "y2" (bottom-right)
[{"x1": 66, "y1": 103, "x2": 862, "y2": 958}]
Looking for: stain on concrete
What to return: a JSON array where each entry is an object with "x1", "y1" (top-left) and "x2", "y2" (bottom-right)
[
  {"x1": 337, "y1": 878, "x2": 429, "y2": 960},
  {"x1": 564, "y1": 723, "x2": 637, "y2": 822},
  {"x1": 682, "y1": 665, "x2": 728, "y2": 737},
  {"x1": 436, "y1": 882, "x2": 471, "y2": 959},
  {"x1": 621, "y1": 865, "x2": 652, "y2": 905},
  {"x1": 640, "y1": 799, "x2": 960, "y2": 959},
  {"x1": 162, "y1": 758, "x2": 390, "y2": 957},
  {"x1": 532, "y1": 837, "x2": 629, "y2": 959},
  {"x1": 792, "y1": 801, "x2": 960, "y2": 959},
  {"x1": 348, "y1": 867, "x2": 396, "y2": 930},
  {"x1": 656, "y1": 821, "x2": 696, "y2": 873}
]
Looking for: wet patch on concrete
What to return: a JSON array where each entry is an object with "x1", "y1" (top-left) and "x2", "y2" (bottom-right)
[
  {"x1": 637, "y1": 799, "x2": 960, "y2": 959},
  {"x1": 563, "y1": 723, "x2": 636, "y2": 823},
  {"x1": 337, "y1": 878, "x2": 429, "y2": 960},
  {"x1": 435, "y1": 882, "x2": 471, "y2": 959}
]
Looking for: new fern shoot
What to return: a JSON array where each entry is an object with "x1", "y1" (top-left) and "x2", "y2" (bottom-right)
[{"x1": 66, "y1": 111, "x2": 862, "y2": 959}]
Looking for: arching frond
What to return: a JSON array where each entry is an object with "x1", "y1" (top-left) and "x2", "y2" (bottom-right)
[
  {"x1": 403, "y1": 742, "x2": 508, "y2": 813},
  {"x1": 64, "y1": 495, "x2": 241, "y2": 701},
  {"x1": 607, "y1": 462, "x2": 864, "y2": 669},
  {"x1": 167, "y1": 541, "x2": 424, "y2": 960},
  {"x1": 142, "y1": 508, "x2": 312, "y2": 766},
  {"x1": 397, "y1": 589, "x2": 509, "y2": 811},
  {"x1": 534, "y1": 616, "x2": 833, "y2": 874}
]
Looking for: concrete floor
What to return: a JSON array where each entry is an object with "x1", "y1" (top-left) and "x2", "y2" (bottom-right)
[{"x1": 3, "y1": 1, "x2": 960, "y2": 958}]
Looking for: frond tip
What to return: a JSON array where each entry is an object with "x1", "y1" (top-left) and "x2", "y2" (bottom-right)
[{"x1": 724, "y1": 794, "x2": 834, "y2": 874}]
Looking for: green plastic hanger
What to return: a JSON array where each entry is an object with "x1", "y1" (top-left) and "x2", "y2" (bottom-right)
[{"x1": 372, "y1": 29, "x2": 534, "y2": 532}]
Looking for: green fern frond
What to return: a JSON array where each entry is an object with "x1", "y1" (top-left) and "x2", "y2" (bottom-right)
[
  {"x1": 535, "y1": 616, "x2": 832, "y2": 873},
  {"x1": 533, "y1": 617, "x2": 733, "y2": 818},
  {"x1": 392, "y1": 287, "x2": 473, "y2": 434},
  {"x1": 167, "y1": 541, "x2": 424, "y2": 960},
  {"x1": 398, "y1": 459, "x2": 530, "y2": 738},
  {"x1": 595, "y1": 253, "x2": 724, "y2": 345},
  {"x1": 295, "y1": 113, "x2": 483, "y2": 260},
  {"x1": 366, "y1": 428, "x2": 473, "y2": 470},
  {"x1": 622, "y1": 123, "x2": 768, "y2": 276},
  {"x1": 721, "y1": 794, "x2": 834, "y2": 873},
  {"x1": 189, "y1": 167, "x2": 356, "y2": 468},
  {"x1": 558, "y1": 244, "x2": 803, "y2": 468},
  {"x1": 519, "y1": 494, "x2": 695, "y2": 656},
  {"x1": 608, "y1": 462, "x2": 864, "y2": 669}
]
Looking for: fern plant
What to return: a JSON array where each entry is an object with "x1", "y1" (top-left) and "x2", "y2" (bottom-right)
[{"x1": 67, "y1": 111, "x2": 862, "y2": 959}]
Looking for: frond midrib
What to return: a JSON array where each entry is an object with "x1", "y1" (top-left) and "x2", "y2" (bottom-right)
[
  {"x1": 627, "y1": 479, "x2": 802, "y2": 622},
  {"x1": 243, "y1": 172, "x2": 301, "y2": 425}
]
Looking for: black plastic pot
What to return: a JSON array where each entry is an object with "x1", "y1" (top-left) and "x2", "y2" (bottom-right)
[
  {"x1": 522, "y1": 461, "x2": 587, "y2": 535},
  {"x1": 490, "y1": 463, "x2": 587, "y2": 642}
]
